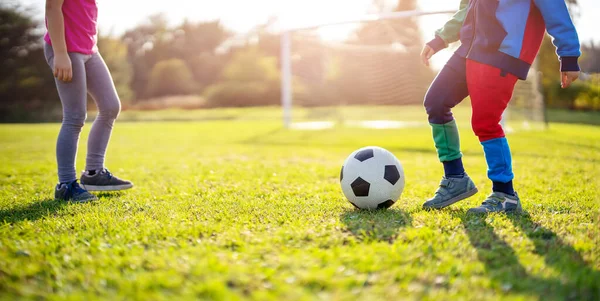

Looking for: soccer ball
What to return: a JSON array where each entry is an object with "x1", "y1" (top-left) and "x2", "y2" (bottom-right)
[{"x1": 340, "y1": 146, "x2": 405, "y2": 209}]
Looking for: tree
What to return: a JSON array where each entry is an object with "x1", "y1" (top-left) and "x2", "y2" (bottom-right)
[
  {"x1": 173, "y1": 21, "x2": 230, "y2": 92},
  {"x1": 171, "y1": 20, "x2": 230, "y2": 60},
  {"x1": 221, "y1": 47, "x2": 279, "y2": 82},
  {"x1": 332, "y1": 0, "x2": 433, "y2": 105},
  {"x1": 581, "y1": 42, "x2": 600, "y2": 73},
  {"x1": 123, "y1": 14, "x2": 171, "y2": 100},
  {"x1": 97, "y1": 34, "x2": 133, "y2": 104},
  {"x1": 123, "y1": 16, "x2": 230, "y2": 100},
  {"x1": 203, "y1": 47, "x2": 280, "y2": 107},
  {"x1": 147, "y1": 58, "x2": 194, "y2": 97},
  {"x1": 0, "y1": 4, "x2": 59, "y2": 122}
]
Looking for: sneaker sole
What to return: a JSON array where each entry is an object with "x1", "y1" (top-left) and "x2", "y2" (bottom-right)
[
  {"x1": 54, "y1": 196, "x2": 98, "y2": 203},
  {"x1": 424, "y1": 187, "x2": 479, "y2": 209},
  {"x1": 69, "y1": 197, "x2": 98, "y2": 203},
  {"x1": 81, "y1": 183, "x2": 133, "y2": 191},
  {"x1": 467, "y1": 205, "x2": 523, "y2": 214}
]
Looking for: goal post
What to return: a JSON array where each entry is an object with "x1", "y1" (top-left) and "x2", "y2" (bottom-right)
[
  {"x1": 279, "y1": 10, "x2": 546, "y2": 130},
  {"x1": 281, "y1": 31, "x2": 293, "y2": 129}
]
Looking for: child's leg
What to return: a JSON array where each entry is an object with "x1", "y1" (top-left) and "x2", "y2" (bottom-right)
[
  {"x1": 44, "y1": 44, "x2": 89, "y2": 184},
  {"x1": 422, "y1": 55, "x2": 479, "y2": 209},
  {"x1": 424, "y1": 55, "x2": 469, "y2": 177},
  {"x1": 84, "y1": 52, "x2": 121, "y2": 172},
  {"x1": 466, "y1": 59, "x2": 518, "y2": 195}
]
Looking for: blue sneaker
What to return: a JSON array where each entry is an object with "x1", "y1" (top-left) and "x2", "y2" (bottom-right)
[
  {"x1": 468, "y1": 191, "x2": 522, "y2": 214},
  {"x1": 54, "y1": 181, "x2": 97, "y2": 203},
  {"x1": 423, "y1": 175, "x2": 478, "y2": 209}
]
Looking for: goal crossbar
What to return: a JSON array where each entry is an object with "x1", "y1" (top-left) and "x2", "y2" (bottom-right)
[{"x1": 281, "y1": 10, "x2": 455, "y2": 33}]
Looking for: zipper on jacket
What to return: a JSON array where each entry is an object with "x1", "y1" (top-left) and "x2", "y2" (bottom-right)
[{"x1": 466, "y1": 0, "x2": 478, "y2": 58}]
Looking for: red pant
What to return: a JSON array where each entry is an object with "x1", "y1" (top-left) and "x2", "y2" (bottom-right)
[
  {"x1": 425, "y1": 55, "x2": 519, "y2": 142},
  {"x1": 466, "y1": 59, "x2": 518, "y2": 142}
]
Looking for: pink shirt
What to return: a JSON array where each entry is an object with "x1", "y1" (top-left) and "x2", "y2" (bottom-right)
[{"x1": 44, "y1": 0, "x2": 98, "y2": 54}]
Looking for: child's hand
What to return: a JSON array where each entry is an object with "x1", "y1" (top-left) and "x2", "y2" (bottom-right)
[
  {"x1": 561, "y1": 71, "x2": 579, "y2": 89},
  {"x1": 53, "y1": 52, "x2": 72, "y2": 82},
  {"x1": 420, "y1": 45, "x2": 435, "y2": 67}
]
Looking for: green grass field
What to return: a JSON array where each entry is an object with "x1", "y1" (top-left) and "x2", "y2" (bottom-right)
[{"x1": 1, "y1": 106, "x2": 599, "y2": 300}]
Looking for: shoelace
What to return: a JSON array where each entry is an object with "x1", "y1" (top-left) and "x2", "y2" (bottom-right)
[
  {"x1": 66, "y1": 181, "x2": 87, "y2": 196},
  {"x1": 101, "y1": 169, "x2": 113, "y2": 180}
]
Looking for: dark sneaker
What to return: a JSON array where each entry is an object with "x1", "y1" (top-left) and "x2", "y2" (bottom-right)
[
  {"x1": 55, "y1": 181, "x2": 98, "y2": 203},
  {"x1": 423, "y1": 175, "x2": 478, "y2": 209},
  {"x1": 468, "y1": 191, "x2": 522, "y2": 214},
  {"x1": 80, "y1": 169, "x2": 133, "y2": 191}
]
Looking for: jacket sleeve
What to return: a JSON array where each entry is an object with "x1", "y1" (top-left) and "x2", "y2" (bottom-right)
[
  {"x1": 533, "y1": 0, "x2": 581, "y2": 71},
  {"x1": 427, "y1": 0, "x2": 469, "y2": 52}
]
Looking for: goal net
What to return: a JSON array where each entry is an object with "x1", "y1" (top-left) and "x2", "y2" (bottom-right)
[{"x1": 280, "y1": 11, "x2": 546, "y2": 131}]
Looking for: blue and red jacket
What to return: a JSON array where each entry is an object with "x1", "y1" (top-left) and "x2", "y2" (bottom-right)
[{"x1": 429, "y1": 0, "x2": 581, "y2": 79}]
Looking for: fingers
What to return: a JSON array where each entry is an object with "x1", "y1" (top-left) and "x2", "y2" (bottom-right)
[
  {"x1": 561, "y1": 73, "x2": 572, "y2": 89},
  {"x1": 421, "y1": 46, "x2": 434, "y2": 67},
  {"x1": 420, "y1": 49, "x2": 429, "y2": 67},
  {"x1": 54, "y1": 67, "x2": 73, "y2": 82},
  {"x1": 56, "y1": 68, "x2": 63, "y2": 82},
  {"x1": 561, "y1": 72, "x2": 580, "y2": 88},
  {"x1": 426, "y1": 47, "x2": 434, "y2": 60}
]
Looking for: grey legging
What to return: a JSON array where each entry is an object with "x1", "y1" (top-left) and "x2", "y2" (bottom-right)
[{"x1": 44, "y1": 43, "x2": 121, "y2": 183}]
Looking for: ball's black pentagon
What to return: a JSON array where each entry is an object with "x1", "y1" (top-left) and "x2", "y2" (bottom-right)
[
  {"x1": 384, "y1": 165, "x2": 401, "y2": 185},
  {"x1": 350, "y1": 177, "x2": 370, "y2": 197},
  {"x1": 354, "y1": 149, "x2": 374, "y2": 162},
  {"x1": 377, "y1": 199, "x2": 395, "y2": 209},
  {"x1": 340, "y1": 166, "x2": 344, "y2": 182}
]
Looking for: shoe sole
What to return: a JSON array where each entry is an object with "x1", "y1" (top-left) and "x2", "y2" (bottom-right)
[
  {"x1": 424, "y1": 187, "x2": 479, "y2": 209},
  {"x1": 467, "y1": 205, "x2": 523, "y2": 214},
  {"x1": 81, "y1": 183, "x2": 133, "y2": 191},
  {"x1": 69, "y1": 197, "x2": 98, "y2": 203},
  {"x1": 54, "y1": 196, "x2": 98, "y2": 203}
]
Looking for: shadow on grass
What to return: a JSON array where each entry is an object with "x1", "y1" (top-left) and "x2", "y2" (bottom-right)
[
  {"x1": 340, "y1": 208, "x2": 412, "y2": 243},
  {"x1": 0, "y1": 192, "x2": 124, "y2": 224},
  {"x1": 96, "y1": 191, "x2": 125, "y2": 199},
  {"x1": 0, "y1": 199, "x2": 67, "y2": 224},
  {"x1": 459, "y1": 212, "x2": 599, "y2": 300}
]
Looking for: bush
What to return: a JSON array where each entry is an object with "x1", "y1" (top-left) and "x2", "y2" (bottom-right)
[
  {"x1": 123, "y1": 95, "x2": 206, "y2": 111},
  {"x1": 188, "y1": 53, "x2": 224, "y2": 92},
  {"x1": 203, "y1": 47, "x2": 281, "y2": 107},
  {"x1": 221, "y1": 48, "x2": 279, "y2": 82},
  {"x1": 97, "y1": 35, "x2": 133, "y2": 104},
  {"x1": 147, "y1": 58, "x2": 195, "y2": 98},
  {"x1": 203, "y1": 81, "x2": 280, "y2": 107},
  {"x1": 545, "y1": 74, "x2": 600, "y2": 111}
]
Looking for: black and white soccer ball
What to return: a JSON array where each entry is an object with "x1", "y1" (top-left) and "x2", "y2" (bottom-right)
[{"x1": 340, "y1": 146, "x2": 405, "y2": 209}]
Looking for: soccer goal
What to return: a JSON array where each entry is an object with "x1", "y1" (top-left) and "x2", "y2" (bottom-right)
[{"x1": 279, "y1": 10, "x2": 546, "y2": 131}]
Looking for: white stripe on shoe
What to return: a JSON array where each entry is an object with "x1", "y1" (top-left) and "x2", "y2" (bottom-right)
[{"x1": 81, "y1": 183, "x2": 133, "y2": 191}]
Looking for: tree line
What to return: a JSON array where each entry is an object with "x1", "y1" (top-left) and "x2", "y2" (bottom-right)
[{"x1": 0, "y1": 2, "x2": 598, "y2": 122}]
